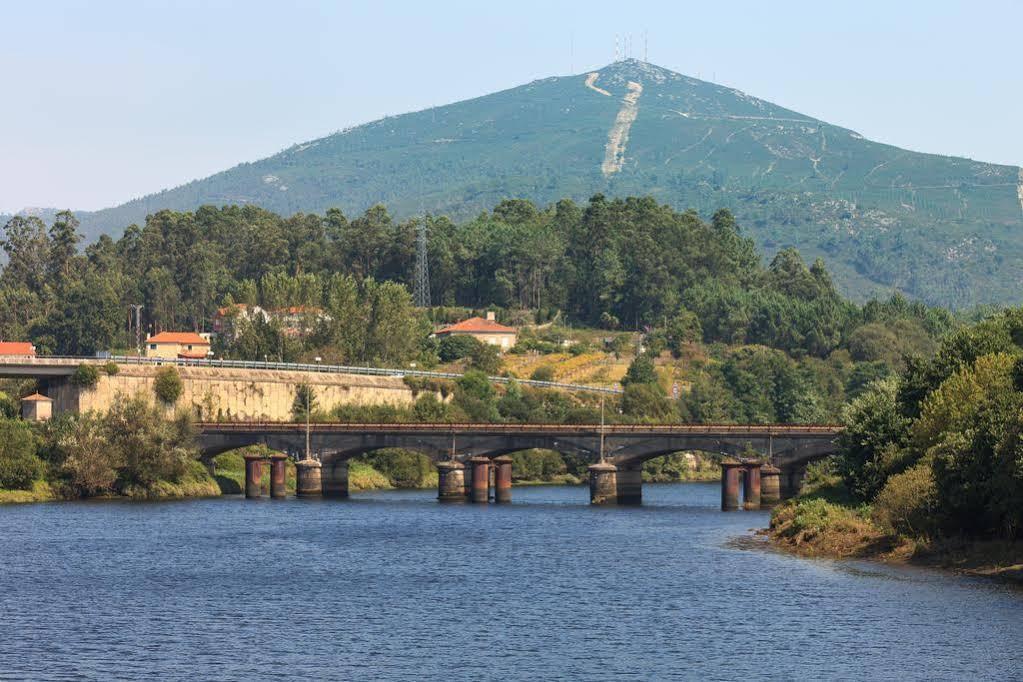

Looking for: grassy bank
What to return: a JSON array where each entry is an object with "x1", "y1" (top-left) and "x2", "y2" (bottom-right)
[{"x1": 766, "y1": 469, "x2": 1023, "y2": 584}]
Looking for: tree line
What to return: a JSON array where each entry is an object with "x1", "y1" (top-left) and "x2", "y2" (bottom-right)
[{"x1": 0, "y1": 196, "x2": 954, "y2": 370}]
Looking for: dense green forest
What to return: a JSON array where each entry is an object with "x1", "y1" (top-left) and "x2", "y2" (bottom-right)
[{"x1": 0, "y1": 194, "x2": 953, "y2": 362}]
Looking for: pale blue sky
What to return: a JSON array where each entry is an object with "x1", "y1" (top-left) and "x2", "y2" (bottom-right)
[{"x1": 2, "y1": 0, "x2": 1020, "y2": 212}]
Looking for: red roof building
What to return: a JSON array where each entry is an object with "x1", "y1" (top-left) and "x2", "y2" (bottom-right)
[
  {"x1": 0, "y1": 342, "x2": 36, "y2": 356},
  {"x1": 435, "y1": 313, "x2": 517, "y2": 351},
  {"x1": 145, "y1": 332, "x2": 211, "y2": 359}
]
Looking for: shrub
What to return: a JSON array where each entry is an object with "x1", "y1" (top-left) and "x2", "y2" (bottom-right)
[
  {"x1": 0, "y1": 391, "x2": 18, "y2": 419},
  {"x1": 510, "y1": 449, "x2": 567, "y2": 481},
  {"x1": 153, "y1": 366, "x2": 183, "y2": 404},
  {"x1": 360, "y1": 449, "x2": 434, "y2": 488},
  {"x1": 59, "y1": 415, "x2": 119, "y2": 497},
  {"x1": 105, "y1": 396, "x2": 195, "y2": 489},
  {"x1": 468, "y1": 342, "x2": 501, "y2": 374},
  {"x1": 622, "y1": 355, "x2": 657, "y2": 386},
  {"x1": 412, "y1": 393, "x2": 449, "y2": 422},
  {"x1": 438, "y1": 334, "x2": 482, "y2": 362},
  {"x1": 529, "y1": 365, "x2": 555, "y2": 382},
  {"x1": 0, "y1": 420, "x2": 43, "y2": 490},
  {"x1": 872, "y1": 462, "x2": 938, "y2": 539},
  {"x1": 103, "y1": 361, "x2": 120, "y2": 376},
  {"x1": 71, "y1": 363, "x2": 100, "y2": 388}
]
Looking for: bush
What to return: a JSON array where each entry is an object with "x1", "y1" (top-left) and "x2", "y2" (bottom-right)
[
  {"x1": 454, "y1": 370, "x2": 498, "y2": 422},
  {"x1": 438, "y1": 334, "x2": 482, "y2": 362},
  {"x1": 529, "y1": 365, "x2": 555, "y2": 382},
  {"x1": 103, "y1": 361, "x2": 120, "y2": 376},
  {"x1": 105, "y1": 396, "x2": 195, "y2": 489},
  {"x1": 622, "y1": 355, "x2": 657, "y2": 386},
  {"x1": 468, "y1": 342, "x2": 501, "y2": 374},
  {"x1": 510, "y1": 449, "x2": 567, "y2": 481},
  {"x1": 0, "y1": 420, "x2": 43, "y2": 490},
  {"x1": 412, "y1": 393, "x2": 449, "y2": 422},
  {"x1": 0, "y1": 391, "x2": 18, "y2": 419},
  {"x1": 360, "y1": 449, "x2": 435, "y2": 488},
  {"x1": 71, "y1": 363, "x2": 100, "y2": 388},
  {"x1": 58, "y1": 415, "x2": 120, "y2": 497},
  {"x1": 872, "y1": 462, "x2": 938, "y2": 539},
  {"x1": 153, "y1": 367, "x2": 183, "y2": 404}
]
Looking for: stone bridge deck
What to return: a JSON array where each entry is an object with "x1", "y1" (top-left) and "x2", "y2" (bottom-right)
[{"x1": 197, "y1": 421, "x2": 841, "y2": 467}]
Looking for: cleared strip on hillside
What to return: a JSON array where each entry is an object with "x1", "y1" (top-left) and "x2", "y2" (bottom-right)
[
  {"x1": 584, "y1": 72, "x2": 611, "y2": 96},
  {"x1": 601, "y1": 81, "x2": 643, "y2": 177}
]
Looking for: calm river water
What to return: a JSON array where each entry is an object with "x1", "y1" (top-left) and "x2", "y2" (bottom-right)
[{"x1": 1, "y1": 482, "x2": 1021, "y2": 680}]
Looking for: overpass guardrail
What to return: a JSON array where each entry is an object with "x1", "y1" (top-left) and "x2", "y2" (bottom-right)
[{"x1": 6, "y1": 354, "x2": 624, "y2": 396}]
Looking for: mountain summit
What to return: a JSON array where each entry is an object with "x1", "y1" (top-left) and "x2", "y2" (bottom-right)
[{"x1": 62, "y1": 59, "x2": 1023, "y2": 307}]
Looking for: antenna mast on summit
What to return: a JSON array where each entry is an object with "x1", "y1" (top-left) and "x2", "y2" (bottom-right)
[
  {"x1": 413, "y1": 218, "x2": 431, "y2": 308},
  {"x1": 644, "y1": 31, "x2": 648, "y2": 62},
  {"x1": 614, "y1": 34, "x2": 619, "y2": 61}
]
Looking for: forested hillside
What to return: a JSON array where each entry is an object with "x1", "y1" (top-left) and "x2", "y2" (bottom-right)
[
  {"x1": 0, "y1": 195, "x2": 956, "y2": 424},
  {"x1": 39, "y1": 60, "x2": 1023, "y2": 308}
]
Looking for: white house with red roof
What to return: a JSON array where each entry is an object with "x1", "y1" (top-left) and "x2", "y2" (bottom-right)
[
  {"x1": 435, "y1": 312, "x2": 517, "y2": 351},
  {"x1": 145, "y1": 332, "x2": 212, "y2": 359}
]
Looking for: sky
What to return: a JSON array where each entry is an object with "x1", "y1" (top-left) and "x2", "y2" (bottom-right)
[{"x1": 1, "y1": 0, "x2": 1021, "y2": 213}]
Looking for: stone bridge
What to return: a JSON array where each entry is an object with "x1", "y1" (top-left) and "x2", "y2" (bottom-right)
[{"x1": 198, "y1": 422, "x2": 842, "y2": 508}]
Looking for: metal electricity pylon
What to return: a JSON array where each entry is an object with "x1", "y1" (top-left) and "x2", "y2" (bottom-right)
[{"x1": 413, "y1": 219, "x2": 431, "y2": 308}]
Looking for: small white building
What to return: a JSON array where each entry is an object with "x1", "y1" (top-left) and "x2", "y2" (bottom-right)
[
  {"x1": 21, "y1": 393, "x2": 53, "y2": 422},
  {"x1": 435, "y1": 312, "x2": 518, "y2": 351}
]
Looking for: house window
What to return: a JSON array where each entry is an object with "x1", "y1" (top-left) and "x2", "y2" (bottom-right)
[
  {"x1": 187, "y1": 345, "x2": 193, "y2": 350},
  {"x1": 149, "y1": 344, "x2": 157, "y2": 350}
]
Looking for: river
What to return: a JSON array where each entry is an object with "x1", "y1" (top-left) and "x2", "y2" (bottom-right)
[{"x1": 1, "y1": 482, "x2": 1020, "y2": 680}]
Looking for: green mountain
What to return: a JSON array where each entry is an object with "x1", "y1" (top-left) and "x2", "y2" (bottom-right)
[{"x1": 56, "y1": 59, "x2": 1023, "y2": 307}]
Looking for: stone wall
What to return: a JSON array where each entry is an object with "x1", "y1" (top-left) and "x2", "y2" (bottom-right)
[{"x1": 44, "y1": 365, "x2": 422, "y2": 421}]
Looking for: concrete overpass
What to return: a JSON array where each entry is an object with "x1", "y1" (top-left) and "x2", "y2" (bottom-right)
[{"x1": 198, "y1": 422, "x2": 842, "y2": 508}]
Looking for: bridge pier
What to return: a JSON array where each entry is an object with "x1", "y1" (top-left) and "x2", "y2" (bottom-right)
[
  {"x1": 760, "y1": 464, "x2": 781, "y2": 506},
  {"x1": 721, "y1": 461, "x2": 743, "y2": 510},
  {"x1": 322, "y1": 459, "x2": 349, "y2": 498},
  {"x1": 779, "y1": 464, "x2": 807, "y2": 500},
  {"x1": 437, "y1": 461, "x2": 467, "y2": 502},
  {"x1": 469, "y1": 456, "x2": 491, "y2": 503},
  {"x1": 588, "y1": 462, "x2": 617, "y2": 505},
  {"x1": 243, "y1": 453, "x2": 263, "y2": 499},
  {"x1": 617, "y1": 465, "x2": 642, "y2": 505},
  {"x1": 493, "y1": 456, "x2": 513, "y2": 503},
  {"x1": 269, "y1": 453, "x2": 288, "y2": 499},
  {"x1": 743, "y1": 463, "x2": 761, "y2": 510},
  {"x1": 295, "y1": 458, "x2": 322, "y2": 497}
]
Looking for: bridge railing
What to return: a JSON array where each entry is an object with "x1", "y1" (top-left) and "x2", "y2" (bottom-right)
[
  {"x1": 22, "y1": 354, "x2": 623, "y2": 395},
  {"x1": 196, "y1": 421, "x2": 843, "y2": 435}
]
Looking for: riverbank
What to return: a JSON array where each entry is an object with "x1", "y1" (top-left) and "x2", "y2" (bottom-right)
[{"x1": 766, "y1": 478, "x2": 1023, "y2": 585}]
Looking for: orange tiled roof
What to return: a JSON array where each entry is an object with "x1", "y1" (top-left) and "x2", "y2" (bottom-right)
[
  {"x1": 21, "y1": 392, "x2": 52, "y2": 402},
  {"x1": 215, "y1": 303, "x2": 248, "y2": 317},
  {"x1": 436, "y1": 317, "x2": 516, "y2": 335},
  {"x1": 0, "y1": 342, "x2": 35, "y2": 355},
  {"x1": 147, "y1": 332, "x2": 210, "y2": 345},
  {"x1": 273, "y1": 306, "x2": 323, "y2": 315}
]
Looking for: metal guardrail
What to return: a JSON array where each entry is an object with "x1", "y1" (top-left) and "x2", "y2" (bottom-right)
[{"x1": 15, "y1": 354, "x2": 624, "y2": 396}]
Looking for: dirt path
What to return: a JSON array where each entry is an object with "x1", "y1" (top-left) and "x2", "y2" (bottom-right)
[
  {"x1": 1018, "y1": 168, "x2": 1023, "y2": 216},
  {"x1": 584, "y1": 72, "x2": 611, "y2": 97},
  {"x1": 601, "y1": 81, "x2": 643, "y2": 177}
]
